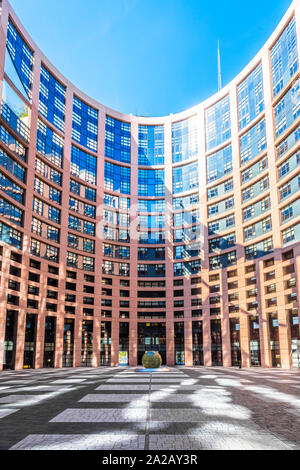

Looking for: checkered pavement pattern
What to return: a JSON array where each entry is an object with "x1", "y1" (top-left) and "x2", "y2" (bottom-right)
[{"x1": 0, "y1": 366, "x2": 299, "y2": 450}]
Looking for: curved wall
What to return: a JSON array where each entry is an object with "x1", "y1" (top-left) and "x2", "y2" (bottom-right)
[{"x1": 0, "y1": 0, "x2": 299, "y2": 369}]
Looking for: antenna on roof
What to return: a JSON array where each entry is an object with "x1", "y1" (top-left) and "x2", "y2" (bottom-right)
[{"x1": 218, "y1": 40, "x2": 222, "y2": 91}]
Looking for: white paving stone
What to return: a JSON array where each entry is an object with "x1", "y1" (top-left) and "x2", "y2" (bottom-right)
[
  {"x1": 107, "y1": 378, "x2": 150, "y2": 383},
  {"x1": 151, "y1": 385, "x2": 202, "y2": 391},
  {"x1": 10, "y1": 433, "x2": 145, "y2": 450},
  {"x1": 50, "y1": 408, "x2": 148, "y2": 423},
  {"x1": 51, "y1": 379, "x2": 87, "y2": 384},
  {"x1": 0, "y1": 386, "x2": 74, "y2": 393},
  {"x1": 0, "y1": 408, "x2": 19, "y2": 419},
  {"x1": 96, "y1": 384, "x2": 149, "y2": 391},
  {"x1": 79, "y1": 394, "x2": 149, "y2": 403}
]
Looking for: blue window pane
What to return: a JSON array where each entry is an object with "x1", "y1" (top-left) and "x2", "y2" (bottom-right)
[
  {"x1": 72, "y1": 96, "x2": 98, "y2": 152},
  {"x1": 271, "y1": 16, "x2": 299, "y2": 97},
  {"x1": 207, "y1": 145, "x2": 232, "y2": 183},
  {"x1": 206, "y1": 95, "x2": 231, "y2": 151},
  {"x1": 139, "y1": 125, "x2": 164, "y2": 166},
  {"x1": 0, "y1": 221, "x2": 22, "y2": 249},
  {"x1": 240, "y1": 119, "x2": 267, "y2": 165},
  {"x1": 0, "y1": 147, "x2": 26, "y2": 183},
  {"x1": 71, "y1": 145, "x2": 97, "y2": 185},
  {"x1": 105, "y1": 162, "x2": 131, "y2": 195},
  {"x1": 105, "y1": 116, "x2": 131, "y2": 164},
  {"x1": 138, "y1": 169, "x2": 165, "y2": 196},
  {"x1": 0, "y1": 197, "x2": 23, "y2": 226},
  {"x1": 0, "y1": 170, "x2": 24, "y2": 204},
  {"x1": 173, "y1": 162, "x2": 199, "y2": 194},
  {"x1": 36, "y1": 120, "x2": 64, "y2": 168},
  {"x1": 6, "y1": 19, "x2": 33, "y2": 99},
  {"x1": 0, "y1": 124, "x2": 26, "y2": 161},
  {"x1": 39, "y1": 65, "x2": 66, "y2": 132},
  {"x1": 274, "y1": 78, "x2": 300, "y2": 138},
  {"x1": 238, "y1": 63, "x2": 264, "y2": 129},
  {"x1": 172, "y1": 117, "x2": 198, "y2": 163}
]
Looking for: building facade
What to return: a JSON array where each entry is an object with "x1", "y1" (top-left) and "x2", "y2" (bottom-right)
[{"x1": 0, "y1": 0, "x2": 299, "y2": 370}]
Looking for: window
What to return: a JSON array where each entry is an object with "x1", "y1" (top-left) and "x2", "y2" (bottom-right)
[
  {"x1": 173, "y1": 162, "x2": 198, "y2": 194},
  {"x1": 0, "y1": 221, "x2": 22, "y2": 249},
  {"x1": 0, "y1": 197, "x2": 23, "y2": 226},
  {"x1": 0, "y1": 124, "x2": 27, "y2": 161},
  {"x1": 139, "y1": 169, "x2": 164, "y2": 196},
  {"x1": 105, "y1": 162, "x2": 131, "y2": 195},
  {"x1": 6, "y1": 19, "x2": 33, "y2": 99},
  {"x1": 36, "y1": 120, "x2": 64, "y2": 168},
  {"x1": 105, "y1": 116, "x2": 131, "y2": 164},
  {"x1": 207, "y1": 145, "x2": 232, "y2": 183},
  {"x1": 206, "y1": 95, "x2": 231, "y2": 150},
  {"x1": 139, "y1": 125, "x2": 164, "y2": 165},
  {"x1": 39, "y1": 65, "x2": 66, "y2": 131},
  {"x1": 72, "y1": 96, "x2": 98, "y2": 151},
  {"x1": 238, "y1": 63, "x2": 264, "y2": 129},
  {"x1": 35, "y1": 158, "x2": 62, "y2": 186},
  {"x1": 274, "y1": 79, "x2": 300, "y2": 138},
  {"x1": 71, "y1": 145, "x2": 97, "y2": 185},
  {"x1": 282, "y1": 224, "x2": 299, "y2": 245},
  {"x1": 240, "y1": 119, "x2": 266, "y2": 165},
  {"x1": 0, "y1": 148, "x2": 26, "y2": 183},
  {"x1": 271, "y1": 16, "x2": 298, "y2": 97},
  {"x1": 0, "y1": 170, "x2": 24, "y2": 204},
  {"x1": 172, "y1": 117, "x2": 198, "y2": 163}
]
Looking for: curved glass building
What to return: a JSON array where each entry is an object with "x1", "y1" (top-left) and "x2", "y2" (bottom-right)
[{"x1": 0, "y1": 0, "x2": 299, "y2": 370}]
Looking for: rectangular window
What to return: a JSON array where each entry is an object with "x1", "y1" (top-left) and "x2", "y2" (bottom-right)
[
  {"x1": 105, "y1": 116, "x2": 131, "y2": 164},
  {"x1": 206, "y1": 95, "x2": 231, "y2": 151},
  {"x1": 240, "y1": 119, "x2": 267, "y2": 165},
  {"x1": 172, "y1": 116, "x2": 198, "y2": 163},
  {"x1": 71, "y1": 145, "x2": 97, "y2": 185},
  {"x1": 105, "y1": 162, "x2": 131, "y2": 195},
  {"x1": 39, "y1": 65, "x2": 66, "y2": 131},
  {"x1": 271, "y1": 16, "x2": 298, "y2": 97},
  {"x1": 72, "y1": 96, "x2": 98, "y2": 151},
  {"x1": 207, "y1": 145, "x2": 232, "y2": 183},
  {"x1": 139, "y1": 125, "x2": 164, "y2": 166},
  {"x1": 238, "y1": 63, "x2": 264, "y2": 129}
]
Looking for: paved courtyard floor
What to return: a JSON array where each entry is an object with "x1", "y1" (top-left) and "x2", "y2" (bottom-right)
[{"x1": 0, "y1": 366, "x2": 299, "y2": 450}]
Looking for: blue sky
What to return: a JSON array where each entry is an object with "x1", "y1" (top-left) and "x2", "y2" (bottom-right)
[{"x1": 10, "y1": 0, "x2": 292, "y2": 116}]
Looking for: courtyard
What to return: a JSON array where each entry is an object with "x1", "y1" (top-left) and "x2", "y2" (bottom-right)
[{"x1": 0, "y1": 367, "x2": 299, "y2": 450}]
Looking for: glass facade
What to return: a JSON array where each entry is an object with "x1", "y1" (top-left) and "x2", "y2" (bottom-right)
[
  {"x1": 6, "y1": 19, "x2": 33, "y2": 99},
  {"x1": 238, "y1": 63, "x2": 264, "y2": 129},
  {"x1": 173, "y1": 162, "x2": 199, "y2": 194},
  {"x1": 207, "y1": 145, "x2": 232, "y2": 183},
  {"x1": 72, "y1": 96, "x2": 98, "y2": 151},
  {"x1": 172, "y1": 117, "x2": 198, "y2": 163},
  {"x1": 271, "y1": 16, "x2": 298, "y2": 97},
  {"x1": 39, "y1": 65, "x2": 66, "y2": 132},
  {"x1": 240, "y1": 119, "x2": 267, "y2": 165},
  {"x1": 206, "y1": 95, "x2": 231, "y2": 151},
  {"x1": 274, "y1": 78, "x2": 300, "y2": 138},
  {"x1": 71, "y1": 145, "x2": 97, "y2": 185},
  {"x1": 139, "y1": 125, "x2": 164, "y2": 166},
  {"x1": 0, "y1": 2, "x2": 299, "y2": 372},
  {"x1": 139, "y1": 169, "x2": 165, "y2": 196},
  {"x1": 105, "y1": 116, "x2": 131, "y2": 163},
  {"x1": 105, "y1": 162, "x2": 131, "y2": 194},
  {"x1": 36, "y1": 120, "x2": 64, "y2": 168}
]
